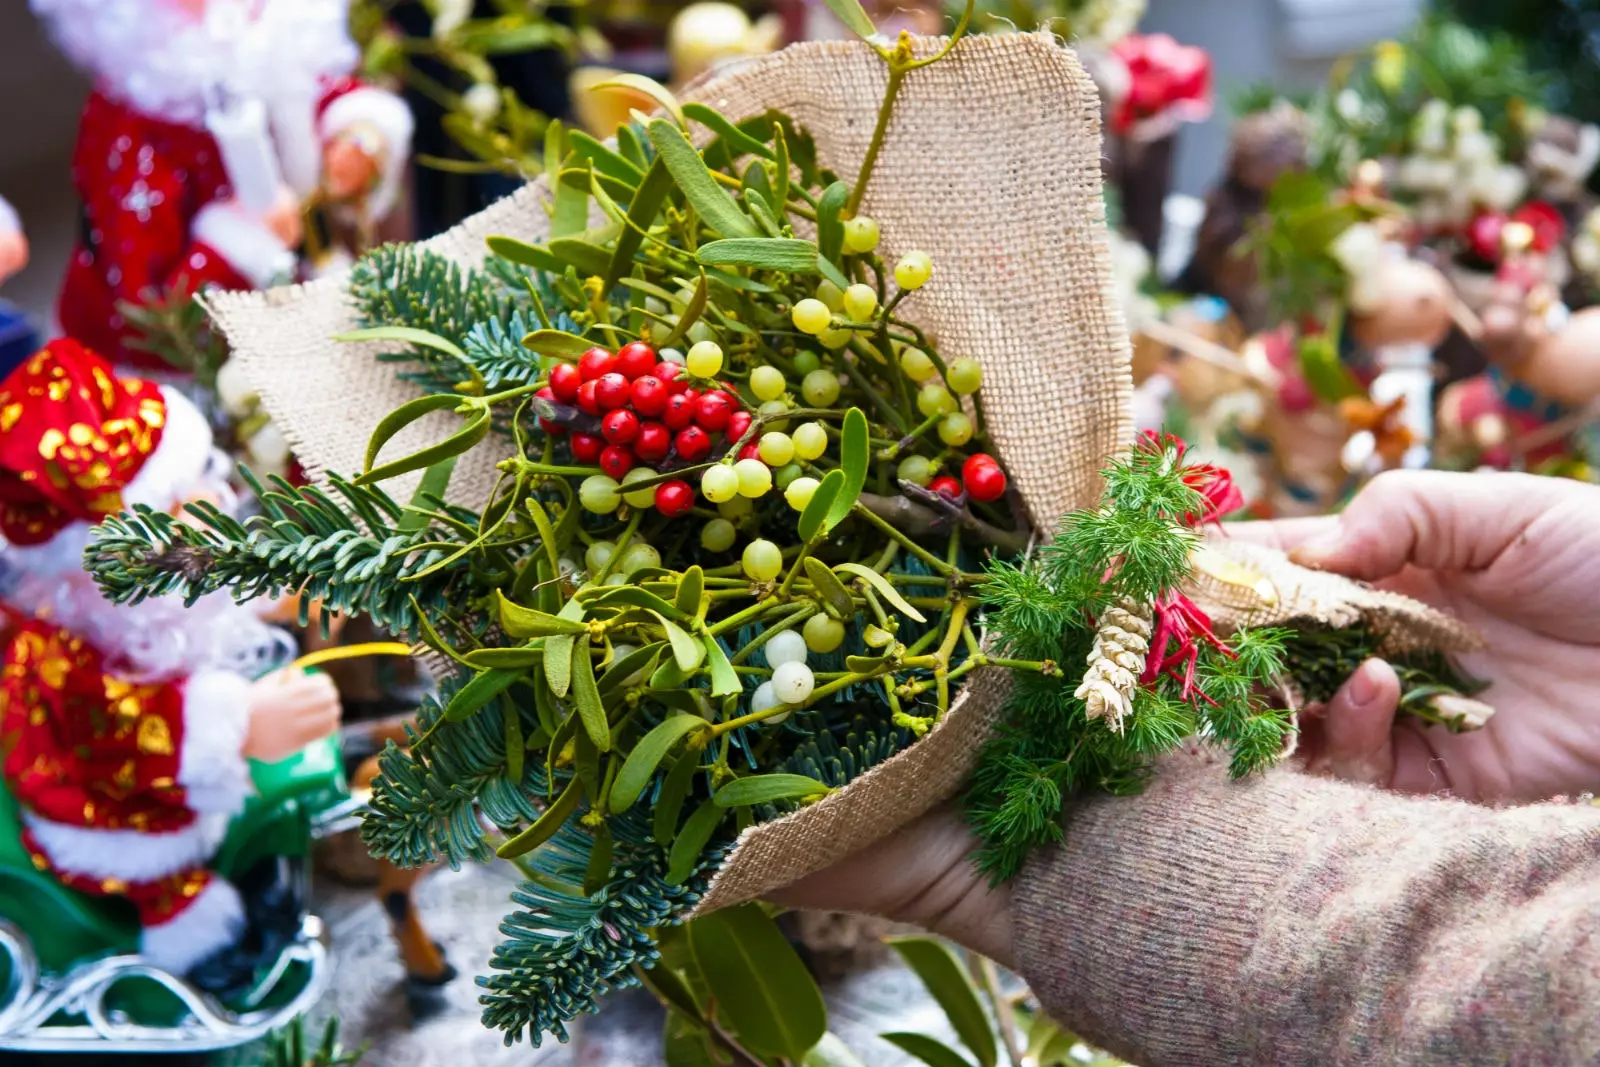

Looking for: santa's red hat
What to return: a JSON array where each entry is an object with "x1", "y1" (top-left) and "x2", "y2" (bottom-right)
[{"x1": 0, "y1": 340, "x2": 213, "y2": 547}]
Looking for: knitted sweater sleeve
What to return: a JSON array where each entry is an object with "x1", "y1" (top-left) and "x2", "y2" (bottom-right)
[{"x1": 1012, "y1": 745, "x2": 1600, "y2": 1067}]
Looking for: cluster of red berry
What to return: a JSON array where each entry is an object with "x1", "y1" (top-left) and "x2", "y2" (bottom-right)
[
  {"x1": 926, "y1": 453, "x2": 1008, "y2": 504},
  {"x1": 537, "y1": 340, "x2": 753, "y2": 479}
]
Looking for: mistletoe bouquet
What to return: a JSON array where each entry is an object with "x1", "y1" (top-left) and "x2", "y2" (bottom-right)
[{"x1": 86, "y1": 12, "x2": 1491, "y2": 1059}]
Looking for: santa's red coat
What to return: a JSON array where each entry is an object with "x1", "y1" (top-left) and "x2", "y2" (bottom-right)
[{"x1": 58, "y1": 79, "x2": 383, "y2": 371}]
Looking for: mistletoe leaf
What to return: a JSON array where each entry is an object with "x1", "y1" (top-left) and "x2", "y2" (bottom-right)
[
  {"x1": 702, "y1": 635, "x2": 740, "y2": 697},
  {"x1": 819, "y1": 0, "x2": 877, "y2": 43},
  {"x1": 569, "y1": 636, "x2": 610, "y2": 752},
  {"x1": 836, "y1": 563, "x2": 927, "y2": 623},
  {"x1": 696, "y1": 238, "x2": 821, "y2": 273},
  {"x1": 888, "y1": 937, "x2": 996, "y2": 1067},
  {"x1": 684, "y1": 102, "x2": 775, "y2": 160},
  {"x1": 610, "y1": 715, "x2": 711, "y2": 814},
  {"x1": 803, "y1": 558, "x2": 856, "y2": 618},
  {"x1": 713, "y1": 773, "x2": 828, "y2": 807},
  {"x1": 648, "y1": 119, "x2": 760, "y2": 239},
  {"x1": 666, "y1": 798, "x2": 725, "y2": 885},
  {"x1": 815, "y1": 180, "x2": 850, "y2": 267},
  {"x1": 676, "y1": 565, "x2": 705, "y2": 617},
  {"x1": 498, "y1": 589, "x2": 589, "y2": 637},
  {"x1": 798, "y1": 470, "x2": 846, "y2": 543},
  {"x1": 826, "y1": 408, "x2": 870, "y2": 530},
  {"x1": 443, "y1": 667, "x2": 522, "y2": 722}
]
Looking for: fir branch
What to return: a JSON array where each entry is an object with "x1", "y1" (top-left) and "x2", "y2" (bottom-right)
[
  {"x1": 479, "y1": 810, "x2": 723, "y2": 1046},
  {"x1": 361, "y1": 676, "x2": 544, "y2": 870},
  {"x1": 83, "y1": 473, "x2": 462, "y2": 639}
]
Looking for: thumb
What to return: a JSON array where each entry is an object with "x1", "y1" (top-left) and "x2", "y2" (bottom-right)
[
  {"x1": 1288, "y1": 470, "x2": 1552, "y2": 582},
  {"x1": 1305, "y1": 658, "x2": 1401, "y2": 787}
]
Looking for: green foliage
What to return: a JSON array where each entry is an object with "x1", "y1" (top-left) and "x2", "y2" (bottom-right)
[
  {"x1": 258, "y1": 1016, "x2": 367, "y2": 1067},
  {"x1": 84, "y1": 470, "x2": 463, "y2": 639},
  {"x1": 966, "y1": 442, "x2": 1293, "y2": 882},
  {"x1": 1440, "y1": 0, "x2": 1600, "y2": 128}
]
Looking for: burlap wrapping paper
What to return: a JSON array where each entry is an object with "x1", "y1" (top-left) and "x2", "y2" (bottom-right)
[
  {"x1": 1189, "y1": 538, "x2": 1483, "y2": 657},
  {"x1": 205, "y1": 31, "x2": 1471, "y2": 915}
]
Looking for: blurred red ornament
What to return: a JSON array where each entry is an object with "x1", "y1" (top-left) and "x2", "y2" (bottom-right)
[{"x1": 1110, "y1": 34, "x2": 1213, "y2": 136}]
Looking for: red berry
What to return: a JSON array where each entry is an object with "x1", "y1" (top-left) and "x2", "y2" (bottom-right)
[
  {"x1": 535, "y1": 386, "x2": 567, "y2": 436},
  {"x1": 738, "y1": 442, "x2": 762, "y2": 461},
  {"x1": 631, "y1": 375, "x2": 669, "y2": 417},
  {"x1": 655, "y1": 361, "x2": 690, "y2": 394},
  {"x1": 634, "y1": 421, "x2": 671, "y2": 463},
  {"x1": 725, "y1": 410, "x2": 753, "y2": 441},
  {"x1": 595, "y1": 372, "x2": 631, "y2": 410},
  {"x1": 964, "y1": 461, "x2": 1007, "y2": 503},
  {"x1": 570, "y1": 432, "x2": 604, "y2": 464},
  {"x1": 599, "y1": 445, "x2": 635, "y2": 478},
  {"x1": 1465, "y1": 212, "x2": 1506, "y2": 263},
  {"x1": 616, "y1": 341, "x2": 657, "y2": 380},
  {"x1": 578, "y1": 347, "x2": 618, "y2": 381},
  {"x1": 602, "y1": 408, "x2": 641, "y2": 445},
  {"x1": 675, "y1": 425, "x2": 713, "y2": 462},
  {"x1": 549, "y1": 362, "x2": 583, "y2": 403},
  {"x1": 929, "y1": 475, "x2": 962, "y2": 500},
  {"x1": 576, "y1": 380, "x2": 602, "y2": 416},
  {"x1": 695, "y1": 390, "x2": 734, "y2": 433},
  {"x1": 961, "y1": 453, "x2": 1000, "y2": 484},
  {"x1": 655, "y1": 479, "x2": 694, "y2": 517},
  {"x1": 663, "y1": 391, "x2": 699, "y2": 431}
]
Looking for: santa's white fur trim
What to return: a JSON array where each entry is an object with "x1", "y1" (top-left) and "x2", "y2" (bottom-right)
[
  {"x1": 319, "y1": 87, "x2": 414, "y2": 220},
  {"x1": 178, "y1": 670, "x2": 255, "y2": 817},
  {"x1": 0, "y1": 196, "x2": 18, "y2": 237},
  {"x1": 141, "y1": 877, "x2": 245, "y2": 975},
  {"x1": 24, "y1": 811, "x2": 230, "y2": 884},
  {"x1": 189, "y1": 203, "x2": 296, "y2": 289}
]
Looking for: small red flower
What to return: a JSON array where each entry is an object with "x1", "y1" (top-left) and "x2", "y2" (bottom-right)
[
  {"x1": 1181, "y1": 464, "x2": 1244, "y2": 526},
  {"x1": 1111, "y1": 34, "x2": 1213, "y2": 135},
  {"x1": 1512, "y1": 200, "x2": 1566, "y2": 254}
]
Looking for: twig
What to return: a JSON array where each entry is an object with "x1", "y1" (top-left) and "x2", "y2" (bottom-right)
[{"x1": 860, "y1": 488, "x2": 1032, "y2": 555}]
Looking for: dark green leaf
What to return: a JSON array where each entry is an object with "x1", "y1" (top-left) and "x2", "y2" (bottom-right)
[
  {"x1": 463, "y1": 646, "x2": 544, "y2": 669},
  {"x1": 606, "y1": 156, "x2": 673, "y2": 290},
  {"x1": 819, "y1": 0, "x2": 877, "y2": 40},
  {"x1": 817, "y1": 255, "x2": 852, "y2": 292},
  {"x1": 487, "y1": 234, "x2": 564, "y2": 274},
  {"x1": 771, "y1": 121, "x2": 791, "y2": 213},
  {"x1": 498, "y1": 589, "x2": 589, "y2": 637},
  {"x1": 654, "y1": 750, "x2": 702, "y2": 846},
  {"x1": 552, "y1": 153, "x2": 590, "y2": 239},
  {"x1": 688, "y1": 903, "x2": 827, "y2": 1059},
  {"x1": 548, "y1": 237, "x2": 613, "y2": 278},
  {"x1": 744, "y1": 187, "x2": 783, "y2": 237},
  {"x1": 359, "y1": 393, "x2": 464, "y2": 475},
  {"x1": 569, "y1": 130, "x2": 645, "y2": 185},
  {"x1": 356, "y1": 409, "x2": 489, "y2": 486},
  {"x1": 743, "y1": 159, "x2": 775, "y2": 209},
  {"x1": 803, "y1": 558, "x2": 857, "y2": 619},
  {"x1": 569, "y1": 637, "x2": 610, "y2": 751},
  {"x1": 532, "y1": 666, "x2": 559, "y2": 736},
  {"x1": 648, "y1": 119, "x2": 759, "y2": 239},
  {"x1": 521, "y1": 326, "x2": 598, "y2": 358},
  {"x1": 662, "y1": 273, "x2": 708, "y2": 350},
  {"x1": 592, "y1": 585, "x2": 687, "y2": 618},
  {"x1": 888, "y1": 937, "x2": 996, "y2": 1067},
  {"x1": 696, "y1": 238, "x2": 820, "y2": 273},
  {"x1": 443, "y1": 667, "x2": 522, "y2": 721},
  {"x1": 502, "y1": 694, "x2": 525, "y2": 786},
  {"x1": 835, "y1": 562, "x2": 927, "y2": 623},
  {"x1": 675, "y1": 565, "x2": 705, "y2": 617},
  {"x1": 881, "y1": 1033, "x2": 975, "y2": 1067},
  {"x1": 713, "y1": 773, "x2": 828, "y2": 807},
  {"x1": 653, "y1": 611, "x2": 705, "y2": 672},
  {"x1": 816, "y1": 180, "x2": 849, "y2": 266},
  {"x1": 684, "y1": 102, "x2": 775, "y2": 160},
  {"x1": 399, "y1": 456, "x2": 458, "y2": 533},
  {"x1": 599, "y1": 641, "x2": 665, "y2": 696},
  {"x1": 496, "y1": 777, "x2": 581, "y2": 858},
  {"x1": 798, "y1": 469, "x2": 845, "y2": 543},
  {"x1": 617, "y1": 123, "x2": 647, "y2": 167},
  {"x1": 701, "y1": 636, "x2": 740, "y2": 698},
  {"x1": 583, "y1": 820, "x2": 614, "y2": 895},
  {"x1": 610, "y1": 714, "x2": 711, "y2": 813},
  {"x1": 826, "y1": 407, "x2": 870, "y2": 530},
  {"x1": 650, "y1": 657, "x2": 695, "y2": 690},
  {"x1": 666, "y1": 799, "x2": 725, "y2": 885}
]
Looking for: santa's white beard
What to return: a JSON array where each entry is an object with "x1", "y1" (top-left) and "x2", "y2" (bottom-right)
[
  {"x1": 1, "y1": 525, "x2": 294, "y2": 685},
  {"x1": 31, "y1": 0, "x2": 360, "y2": 128}
]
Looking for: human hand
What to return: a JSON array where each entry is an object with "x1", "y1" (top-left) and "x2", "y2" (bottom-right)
[
  {"x1": 241, "y1": 668, "x2": 341, "y2": 763},
  {"x1": 1229, "y1": 469, "x2": 1600, "y2": 802},
  {"x1": 0, "y1": 228, "x2": 29, "y2": 285},
  {"x1": 769, "y1": 804, "x2": 1017, "y2": 969},
  {"x1": 261, "y1": 185, "x2": 304, "y2": 250},
  {"x1": 323, "y1": 131, "x2": 382, "y2": 203}
]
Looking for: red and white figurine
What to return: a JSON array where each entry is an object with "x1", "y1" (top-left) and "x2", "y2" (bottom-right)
[
  {"x1": 31, "y1": 0, "x2": 413, "y2": 372},
  {"x1": 0, "y1": 340, "x2": 340, "y2": 980}
]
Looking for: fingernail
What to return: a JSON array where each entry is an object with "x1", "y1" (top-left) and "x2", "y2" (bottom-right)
[
  {"x1": 1346, "y1": 659, "x2": 1385, "y2": 707},
  {"x1": 1288, "y1": 529, "x2": 1344, "y2": 568}
]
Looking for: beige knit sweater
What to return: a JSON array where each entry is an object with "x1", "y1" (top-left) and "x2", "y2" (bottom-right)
[{"x1": 1014, "y1": 745, "x2": 1600, "y2": 1066}]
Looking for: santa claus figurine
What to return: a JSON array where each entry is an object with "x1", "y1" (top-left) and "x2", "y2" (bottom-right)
[
  {"x1": 30, "y1": 0, "x2": 413, "y2": 373},
  {"x1": 0, "y1": 339, "x2": 341, "y2": 984}
]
